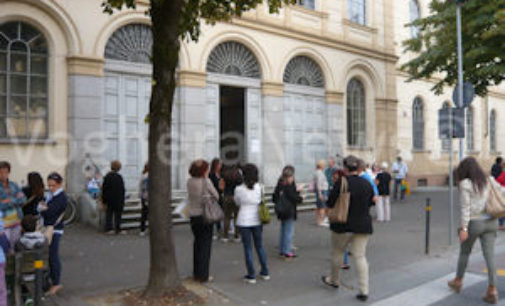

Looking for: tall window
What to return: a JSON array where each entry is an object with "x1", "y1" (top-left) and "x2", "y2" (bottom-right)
[
  {"x1": 412, "y1": 97, "x2": 424, "y2": 150},
  {"x1": 466, "y1": 107, "x2": 474, "y2": 151},
  {"x1": 409, "y1": 0, "x2": 421, "y2": 38},
  {"x1": 0, "y1": 22, "x2": 48, "y2": 139},
  {"x1": 490, "y1": 109, "x2": 497, "y2": 152},
  {"x1": 296, "y1": 0, "x2": 315, "y2": 10},
  {"x1": 347, "y1": 78, "x2": 366, "y2": 147},
  {"x1": 441, "y1": 102, "x2": 451, "y2": 151},
  {"x1": 348, "y1": 0, "x2": 366, "y2": 25}
]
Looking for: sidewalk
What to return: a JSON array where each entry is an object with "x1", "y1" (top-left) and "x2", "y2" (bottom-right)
[{"x1": 46, "y1": 190, "x2": 505, "y2": 305}]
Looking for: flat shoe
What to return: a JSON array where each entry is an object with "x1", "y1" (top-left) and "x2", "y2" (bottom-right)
[{"x1": 321, "y1": 275, "x2": 339, "y2": 288}]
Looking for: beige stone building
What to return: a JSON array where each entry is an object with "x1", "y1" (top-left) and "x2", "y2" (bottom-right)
[{"x1": 0, "y1": 0, "x2": 502, "y2": 195}]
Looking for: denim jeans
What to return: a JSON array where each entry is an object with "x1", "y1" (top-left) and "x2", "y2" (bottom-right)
[
  {"x1": 279, "y1": 219, "x2": 295, "y2": 255},
  {"x1": 239, "y1": 226, "x2": 269, "y2": 278}
]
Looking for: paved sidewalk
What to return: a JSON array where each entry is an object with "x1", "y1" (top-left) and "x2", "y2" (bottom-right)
[{"x1": 44, "y1": 190, "x2": 505, "y2": 305}]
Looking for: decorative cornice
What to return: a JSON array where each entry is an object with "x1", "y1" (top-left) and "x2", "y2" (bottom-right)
[
  {"x1": 67, "y1": 56, "x2": 104, "y2": 76},
  {"x1": 326, "y1": 91, "x2": 344, "y2": 104},
  {"x1": 343, "y1": 19, "x2": 378, "y2": 34},
  {"x1": 375, "y1": 98, "x2": 398, "y2": 104},
  {"x1": 261, "y1": 81, "x2": 284, "y2": 97},
  {"x1": 288, "y1": 5, "x2": 329, "y2": 19},
  {"x1": 177, "y1": 70, "x2": 207, "y2": 88}
]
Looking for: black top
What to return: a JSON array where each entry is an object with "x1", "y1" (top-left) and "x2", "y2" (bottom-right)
[
  {"x1": 376, "y1": 172, "x2": 392, "y2": 196},
  {"x1": 272, "y1": 180, "x2": 303, "y2": 220},
  {"x1": 22, "y1": 187, "x2": 44, "y2": 216},
  {"x1": 492, "y1": 163, "x2": 503, "y2": 179},
  {"x1": 41, "y1": 192, "x2": 68, "y2": 231},
  {"x1": 102, "y1": 171, "x2": 125, "y2": 207},
  {"x1": 222, "y1": 168, "x2": 242, "y2": 196},
  {"x1": 326, "y1": 175, "x2": 374, "y2": 234}
]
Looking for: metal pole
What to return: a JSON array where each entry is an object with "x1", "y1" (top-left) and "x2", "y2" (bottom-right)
[
  {"x1": 449, "y1": 109, "x2": 454, "y2": 245},
  {"x1": 456, "y1": 4, "x2": 465, "y2": 162},
  {"x1": 425, "y1": 198, "x2": 431, "y2": 255}
]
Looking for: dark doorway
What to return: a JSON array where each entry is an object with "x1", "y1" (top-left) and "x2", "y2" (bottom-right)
[{"x1": 220, "y1": 86, "x2": 245, "y2": 165}]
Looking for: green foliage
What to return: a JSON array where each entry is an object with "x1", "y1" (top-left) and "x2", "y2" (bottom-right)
[
  {"x1": 103, "y1": 0, "x2": 295, "y2": 42},
  {"x1": 401, "y1": 0, "x2": 505, "y2": 96}
]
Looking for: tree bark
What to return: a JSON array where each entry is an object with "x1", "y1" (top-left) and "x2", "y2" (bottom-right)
[{"x1": 144, "y1": 0, "x2": 183, "y2": 297}]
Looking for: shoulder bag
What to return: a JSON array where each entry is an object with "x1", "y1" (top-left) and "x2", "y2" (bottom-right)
[
  {"x1": 202, "y1": 179, "x2": 224, "y2": 224},
  {"x1": 485, "y1": 178, "x2": 505, "y2": 218},
  {"x1": 328, "y1": 177, "x2": 351, "y2": 224},
  {"x1": 258, "y1": 185, "x2": 271, "y2": 224}
]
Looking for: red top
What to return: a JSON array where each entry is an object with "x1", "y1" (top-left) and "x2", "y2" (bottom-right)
[{"x1": 497, "y1": 172, "x2": 505, "y2": 187}]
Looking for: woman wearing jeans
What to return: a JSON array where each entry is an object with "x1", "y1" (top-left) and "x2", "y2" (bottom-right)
[
  {"x1": 273, "y1": 166, "x2": 303, "y2": 259},
  {"x1": 234, "y1": 164, "x2": 269, "y2": 284},
  {"x1": 448, "y1": 157, "x2": 498, "y2": 304}
]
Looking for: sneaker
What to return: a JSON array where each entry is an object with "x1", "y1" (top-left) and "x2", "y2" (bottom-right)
[
  {"x1": 260, "y1": 274, "x2": 270, "y2": 281},
  {"x1": 356, "y1": 294, "x2": 368, "y2": 302},
  {"x1": 221, "y1": 238, "x2": 229, "y2": 243},
  {"x1": 341, "y1": 264, "x2": 350, "y2": 270},
  {"x1": 243, "y1": 276, "x2": 256, "y2": 284},
  {"x1": 284, "y1": 253, "x2": 297, "y2": 259},
  {"x1": 105, "y1": 230, "x2": 115, "y2": 235}
]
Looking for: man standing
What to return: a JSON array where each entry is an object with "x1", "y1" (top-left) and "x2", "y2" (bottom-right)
[
  {"x1": 0, "y1": 161, "x2": 25, "y2": 247},
  {"x1": 491, "y1": 157, "x2": 503, "y2": 179},
  {"x1": 325, "y1": 157, "x2": 338, "y2": 191},
  {"x1": 102, "y1": 160, "x2": 126, "y2": 235},
  {"x1": 322, "y1": 155, "x2": 374, "y2": 302},
  {"x1": 392, "y1": 156, "x2": 408, "y2": 202}
]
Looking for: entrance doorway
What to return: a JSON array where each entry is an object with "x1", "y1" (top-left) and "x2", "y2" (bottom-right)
[{"x1": 220, "y1": 86, "x2": 245, "y2": 165}]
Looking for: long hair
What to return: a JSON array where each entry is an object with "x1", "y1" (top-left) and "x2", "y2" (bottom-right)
[
  {"x1": 210, "y1": 158, "x2": 221, "y2": 175},
  {"x1": 242, "y1": 164, "x2": 258, "y2": 190},
  {"x1": 27, "y1": 172, "x2": 44, "y2": 197},
  {"x1": 456, "y1": 157, "x2": 487, "y2": 193}
]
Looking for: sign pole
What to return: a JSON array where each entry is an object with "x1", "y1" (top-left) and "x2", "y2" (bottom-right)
[
  {"x1": 456, "y1": 3, "x2": 465, "y2": 162},
  {"x1": 449, "y1": 108, "x2": 454, "y2": 245}
]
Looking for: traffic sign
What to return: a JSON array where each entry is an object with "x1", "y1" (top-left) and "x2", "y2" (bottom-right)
[
  {"x1": 438, "y1": 108, "x2": 465, "y2": 139},
  {"x1": 452, "y1": 82, "x2": 475, "y2": 108}
]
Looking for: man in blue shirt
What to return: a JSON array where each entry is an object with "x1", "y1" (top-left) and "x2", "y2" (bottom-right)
[{"x1": 325, "y1": 157, "x2": 338, "y2": 191}]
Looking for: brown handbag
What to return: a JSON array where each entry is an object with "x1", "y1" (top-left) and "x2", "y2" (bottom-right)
[
  {"x1": 485, "y1": 178, "x2": 505, "y2": 218},
  {"x1": 328, "y1": 177, "x2": 351, "y2": 224}
]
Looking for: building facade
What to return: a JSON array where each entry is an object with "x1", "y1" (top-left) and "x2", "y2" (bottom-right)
[{"x1": 0, "y1": 0, "x2": 502, "y2": 194}]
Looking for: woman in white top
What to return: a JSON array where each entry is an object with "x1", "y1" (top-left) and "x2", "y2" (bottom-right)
[
  {"x1": 313, "y1": 160, "x2": 329, "y2": 226},
  {"x1": 234, "y1": 163, "x2": 269, "y2": 284},
  {"x1": 448, "y1": 157, "x2": 498, "y2": 304}
]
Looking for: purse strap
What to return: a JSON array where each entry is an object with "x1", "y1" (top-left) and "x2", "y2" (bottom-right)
[{"x1": 340, "y1": 177, "x2": 348, "y2": 194}]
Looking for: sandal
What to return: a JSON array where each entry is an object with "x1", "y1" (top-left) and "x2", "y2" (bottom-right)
[{"x1": 321, "y1": 275, "x2": 339, "y2": 288}]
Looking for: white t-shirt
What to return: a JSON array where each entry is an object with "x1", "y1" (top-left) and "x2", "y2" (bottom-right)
[
  {"x1": 392, "y1": 162, "x2": 408, "y2": 179},
  {"x1": 234, "y1": 183, "x2": 261, "y2": 227}
]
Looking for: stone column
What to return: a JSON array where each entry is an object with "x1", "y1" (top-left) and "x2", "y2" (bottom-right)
[
  {"x1": 375, "y1": 97, "x2": 398, "y2": 164},
  {"x1": 262, "y1": 82, "x2": 285, "y2": 187},
  {"x1": 326, "y1": 90, "x2": 344, "y2": 160},
  {"x1": 66, "y1": 56, "x2": 105, "y2": 194}
]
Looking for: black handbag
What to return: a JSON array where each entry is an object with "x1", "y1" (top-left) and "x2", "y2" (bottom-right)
[{"x1": 274, "y1": 190, "x2": 292, "y2": 220}]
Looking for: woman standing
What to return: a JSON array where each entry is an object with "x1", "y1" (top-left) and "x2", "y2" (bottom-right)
[
  {"x1": 39, "y1": 172, "x2": 67, "y2": 296},
  {"x1": 102, "y1": 160, "x2": 126, "y2": 235},
  {"x1": 187, "y1": 159, "x2": 219, "y2": 282},
  {"x1": 22, "y1": 172, "x2": 45, "y2": 216},
  {"x1": 273, "y1": 165, "x2": 303, "y2": 259},
  {"x1": 209, "y1": 158, "x2": 224, "y2": 238},
  {"x1": 138, "y1": 163, "x2": 149, "y2": 236},
  {"x1": 448, "y1": 157, "x2": 498, "y2": 304},
  {"x1": 234, "y1": 164, "x2": 269, "y2": 284},
  {"x1": 313, "y1": 160, "x2": 329, "y2": 227},
  {"x1": 375, "y1": 162, "x2": 392, "y2": 222}
]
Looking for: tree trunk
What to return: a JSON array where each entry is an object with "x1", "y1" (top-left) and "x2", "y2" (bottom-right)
[{"x1": 144, "y1": 0, "x2": 183, "y2": 297}]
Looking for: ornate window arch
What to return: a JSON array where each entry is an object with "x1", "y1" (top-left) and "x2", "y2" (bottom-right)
[
  {"x1": 105, "y1": 24, "x2": 152, "y2": 64},
  {"x1": 283, "y1": 56, "x2": 324, "y2": 88},
  {"x1": 409, "y1": 0, "x2": 421, "y2": 38},
  {"x1": 348, "y1": 0, "x2": 366, "y2": 25},
  {"x1": 412, "y1": 97, "x2": 424, "y2": 150},
  {"x1": 490, "y1": 109, "x2": 497, "y2": 152},
  {"x1": 0, "y1": 21, "x2": 48, "y2": 139},
  {"x1": 441, "y1": 101, "x2": 452, "y2": 152},
  {"x1": 206, "y1": 41, "x2": 261, "y2": 78},
  {"x1": 466, "y1": 107, "x2": 474, "y2": 151},
  {"x1": 347, "y1": 78, "x2": 366, "y2": 147}
]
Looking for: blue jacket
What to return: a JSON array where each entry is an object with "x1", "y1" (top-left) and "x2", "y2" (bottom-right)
[
  {"x1": 360, "y1": 172, "x2": 379, "y2": 196},
  {"x1": 41, "y1": 191, "x2": 67, "y2": 231}
]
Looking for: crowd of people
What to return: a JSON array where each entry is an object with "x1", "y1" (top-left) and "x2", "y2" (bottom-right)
[{"x1": 0, "y1": 161, "x2": 68, "y2": 304}]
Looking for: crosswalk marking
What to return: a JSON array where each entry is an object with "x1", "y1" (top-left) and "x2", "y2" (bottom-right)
[{"x1": 371, "y1": 273, "x2": 486, "y2": 306}]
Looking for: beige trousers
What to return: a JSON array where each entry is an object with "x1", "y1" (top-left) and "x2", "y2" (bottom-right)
[{"x1": 331, "y1": 232, "x2": 370, "y2": 295}]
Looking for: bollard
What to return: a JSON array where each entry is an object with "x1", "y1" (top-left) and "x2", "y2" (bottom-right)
[
  {"x1": 33, "y1": 250, "x2": 43, "y2": 306},
  {"x1": 425, "y1": 198, "x2": 431, "y2": 255}
]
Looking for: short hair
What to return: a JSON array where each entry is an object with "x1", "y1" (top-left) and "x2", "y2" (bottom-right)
[
  {"x1": 242, "y1": 163, "x2": 259, "y2": 189},
  {"x1": 344, "y1": 155, "x2": 359, "y2": 172},
  {"x1": 189, "y1": 159, "x2": 209, "y2": 178},
  {"x1": 397, "y1": 156, "x2": 402, "y2": 162},
  {"x1": 281, "y1": 165, "x2": 295, "y2": 183},
  {"x1": 21, "y1": 215, "x2": 38, "y2": 233},
  {"x1": 142, "y1": 163, "x2": 149, "y2": 174},
  {"x1": 47, "y1": 172, "x2": 63, "y2": 184},
  {"x1": 497, "y1": 157, "x2": 503, "y2": 164},
  {"x1": 357, "y1": 159, "x2": 366, "y2": 170},
  {"x1": 111, "y1": 160, "x2": 122, "y2": 172},
  {"x1": 0, "y1": 161, "x2": 11, "y2": 172},
  {"x1": 316, "y1": 160, "x2": 325, "y2": 169},
  {"x1": 381, "y1": 162, "x2": 389, "y2": 170}
]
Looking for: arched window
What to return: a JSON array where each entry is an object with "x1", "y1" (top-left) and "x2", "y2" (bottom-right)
[
  {"x1": 296, "y1": 0, "x2": 315, "y2": 10},
  {"x1": 0, "y1": 22, "x2": 48, "y2": 139},
  {"x1": 412, "y1": 97, "x2": 424, "y2": 150},
  {"x1": 347, "y1": 78, "x2": 366, "y2": 146},
  {"x1": 206, "y1": 41, "x2": 261, "y2": 78},
  {"x1": 490, "y1": 109, "x2": 497, "y2": 152},
  {"x1": 283, "y1": 56, "x2": 324, "y2": 88},
  {"x1": 409, "y1": 0, "x2": 421, "y2": 38},
  {"x1": 105, "y1": 24, "x2": 152, "y2": 64},
  {"x1": 348, "y1": 0, "x2": 366, "y2": 25},
  {"x1": 466, "y1": 107, "x2": 474, "y2": 151},
  {"x1": 441, "y1": 102, "x2": 451, "y2": 151}
]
